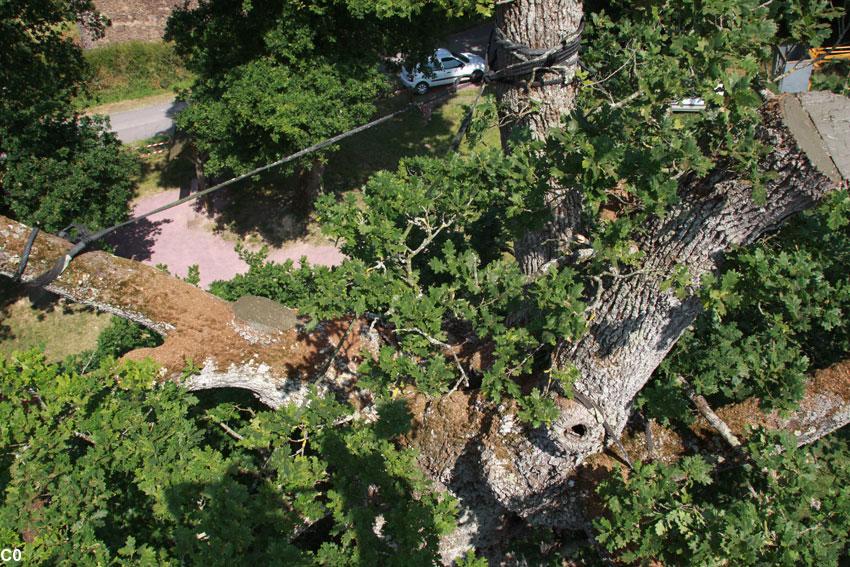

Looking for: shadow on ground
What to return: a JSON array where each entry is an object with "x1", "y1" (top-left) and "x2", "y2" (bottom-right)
[
  {"x1": 187, "y1": 87, "x2": 471, "y2": 248},
  {"x1": 0, "y1": 275, "x2": 93, "y2": 344},
  {"x1": 2, "y1": 276, "x2": 70, "y2": 319},
  {"x1": 106, "y1": 149, "x2": 195, "y2": 261},
  {"x1": 107, "y1": 217, "x2": 172, "y2": 262}
]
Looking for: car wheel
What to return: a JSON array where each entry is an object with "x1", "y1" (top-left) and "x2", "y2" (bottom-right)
[
  {"x1": 415, "y1": 82, "x2": 429, "y2": 95},
  {"x1": 471, "y1": 70, "x2": 484, "y2": 84}
]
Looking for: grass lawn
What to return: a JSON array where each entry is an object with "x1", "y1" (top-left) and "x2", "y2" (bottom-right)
[
  {"x1": 78, "y1": 41, "x2": 194, "y2": 108},
  {"x1": 0, "y1": 278, "x2": 111, "y2": 362},
  {"x1": 135, "y1": 148, "x2": 196, "y2": 201},
  {"x1": 325, "y1": 85, "x2": 501, "y2": 193}
]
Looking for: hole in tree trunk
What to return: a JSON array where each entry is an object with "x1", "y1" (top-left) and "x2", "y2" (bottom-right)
[{"x1": 569, "y1": 424, "x2": 587, "y2": 437}]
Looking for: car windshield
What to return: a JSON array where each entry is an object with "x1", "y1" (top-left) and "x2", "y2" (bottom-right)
[{"x1": 450, "y1": 51, "x2": 470, "y2": 63}]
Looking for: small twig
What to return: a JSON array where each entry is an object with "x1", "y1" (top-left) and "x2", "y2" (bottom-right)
[
  {"x1": 234, "y1": 404, "x2": 256, "y2": 418},
  {"x1": 396, "y1": 327, "x2": 472, "y2": 394},
  {"x1": 215, "y1": 420, "x2": 244, "y2": 442},
  {"x1": 637, "y1": 411, "x2": 656, "y2": 461},
  {"x1": 332, "y1": 413, "x2": 358, "y2": 427},
  {"x1": 771, "y1": 58, "x2": 817, "y2": 84},
  {"x1": 590, "y1": 90, "x2": 640, "y2": 115},
  {"x1": 446, "y1": 347, "x2": 471, "y2": 395},
  {"x1": 27, "y1": 388, "x2": 47, "y2": 410},
  {"x1": 73, "y1": 431, "x2": 96, "y2": 445},
  {"x1": 583, "y1": 52, "x2": 634, "y2": 89},
  {"x1": 676, "y1": 375, "x2": 741, "y2": 448},
  {"x1": 401, "y1": 215, "x2": 455, "y2": 288},
  {"x1": 582, "y1": 521, "x2": 617, "y2": 567},
  {"x1": 291, "y1": 511, "x2": 332, "y2": 540},
  {"x1": 79, "y1": 349, "x2": 98, "y2": 375}
]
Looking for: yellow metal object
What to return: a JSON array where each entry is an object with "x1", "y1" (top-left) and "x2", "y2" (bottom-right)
[{"x1": 809, "y1": 46, "x2": 850, "y2": 69}]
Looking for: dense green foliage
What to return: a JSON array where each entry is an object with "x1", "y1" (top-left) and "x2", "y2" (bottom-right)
[
  {"x1": 550, "y1": 0, "x2": 839, "y2": 241},
  {"x1": 209, "y1": 0, "x2": 848, "y2": 422},
  {"x1": 76, "y1": 317, "x2": 163, "y2": 369},
  {"x1": 212, "y1": 149, "x2": 587, "y2": 424},
  {"x1": 1, "y1": 117, "x2": 139, "y2": 232},
  {"x1": 0, "y1": 351, "x2": 456, "y2": 564},
  {"x1": 810, "y1": 60, "x2": 850, "y2": 95},
  {"x1": 0, "y1": 0, "x2": 139, "y2": 232},
  {"x1": 595, "y1": 429, "x2": 850, "y2": 565},
  {"x1": 165, "y1": 0, "x2": 486, "y2": 188},
  {"x1": 204, "y1": 1, "x2": 850, "y2": 560},
  {"x1": 1, "y1": 0, "x2": 848, "y2": 563},
  {"x1": 81, "y1": 41, "x2": 194, "y2": 106}
]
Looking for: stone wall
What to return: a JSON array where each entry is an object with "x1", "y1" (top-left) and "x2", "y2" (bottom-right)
[{"x1": 79, "y1": 0, "x2": 195, "y2": 48}]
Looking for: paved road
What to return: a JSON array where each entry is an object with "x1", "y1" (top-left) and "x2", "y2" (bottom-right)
[{"x1": 108, "y1": 98, "x2": 185, "y2": 143}]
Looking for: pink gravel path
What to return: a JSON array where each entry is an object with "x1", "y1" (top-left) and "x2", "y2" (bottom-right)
[{"x1": 109, "y1": 189, "x2": 344, "y2": 289}]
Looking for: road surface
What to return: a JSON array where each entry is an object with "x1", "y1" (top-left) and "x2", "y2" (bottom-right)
[
  {"x1": 445, "y1": 23, "x2": 492, "y2": 57},
  {"x1": 107, "y1": 98, "x2": 185, "y2": 143}
]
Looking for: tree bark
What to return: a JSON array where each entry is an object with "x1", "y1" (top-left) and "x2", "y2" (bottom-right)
[
  {"x1": 493, "y1": 0, "x2": 585, "y2": 276},
  {"x1": 467, "y1": 93, "x2": 846, "y2": 528},
  {"x1": 192, "y1": 150, "x2": 208, "y2": 193},
  {"x1": 416, "y1": 356, "x2": 850, "y2": 561},
  {"x1": 568, "y1": 356, "x2": 850, "y2": 532},
  {"x1": 298, "y1": 157, "x2": 326, "y2": 209},
  {"x1": 676, "y1": 374, "x2": 741, "y2": 448},
  {"x1": 494, "y1": 0, "x2": 583, "y2": 145}
]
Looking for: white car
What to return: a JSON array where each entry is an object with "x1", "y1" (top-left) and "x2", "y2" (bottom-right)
[
  {"x1": 400, "y1": 48, "x2": 486, "y2": 95},
  {"x1": 670, "y1": 85, "x2": 724, "y2": 112},
  {"x1": 670, "y1": 97, "x2": 706, "y2": 112}
]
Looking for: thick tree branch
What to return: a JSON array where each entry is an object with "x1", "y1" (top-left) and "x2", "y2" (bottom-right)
[
  {"x1": 563, "y1": 358, "x2": 850, "y2": 540},
  {"x1": 0, "y1": 218, "x2": 377, "y2": 408}
]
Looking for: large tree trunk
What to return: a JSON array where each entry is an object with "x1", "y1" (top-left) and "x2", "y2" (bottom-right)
[
  {"x1": 413, "y1": 355, "x2": 850, "y2": 560},
  {"x1": 461, "y1": 92, "x2": 847, "y2": 528},
  {"x1": 494, "y1": 0, "x2": 582, "y2": 144},
  {"x1": 298, "y1": 157, "x2": 326, "y2": 209},
  {"x1": 494, "y1": 0, "x2": 585, "y2": 275}
]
